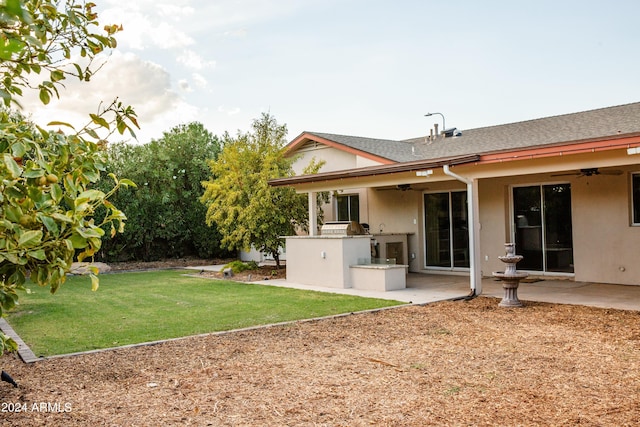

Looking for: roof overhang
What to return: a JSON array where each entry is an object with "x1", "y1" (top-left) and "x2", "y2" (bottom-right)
[
  {"x1": 269, "y1": 154, "x2": 480, "y2": 187},
  {"x1": 477, "y1": 133, "x2": 640, "y2": 164},
  {"x1": 271, "y1": 132, "x2": 640, "y2": 191}
]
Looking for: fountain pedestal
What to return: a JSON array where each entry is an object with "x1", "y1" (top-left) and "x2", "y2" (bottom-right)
[{"x1": 492, "y1": 243, "x2": 528, "y2": 307}]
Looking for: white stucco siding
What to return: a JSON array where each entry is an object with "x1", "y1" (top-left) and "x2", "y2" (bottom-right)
[
  {"x1": 367, "y1": 188, "x2": 421, "y2": 271},
  {"x1": 570, "y1": 171, "x2": 640, "y2": 285},
  {"x1": 356, "y1": 156, "x2": 382, "y2": 168},
  {"x1": 477, "y1": 178, "x2": 513, "y2": 277},
  {"x1": 367, "y1": 188, "x2": 420, "y2": 234},
  {"x1": 290, "y1": 145, "x2": 384, "y2": 175},
  {"x1": 477, "y1": 168, "x2": 640, "y2": 286}
]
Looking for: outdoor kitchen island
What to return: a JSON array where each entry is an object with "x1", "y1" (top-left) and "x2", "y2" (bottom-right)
[{"x1": 285, "y1": 230, "x2": 409, "y2": 291}]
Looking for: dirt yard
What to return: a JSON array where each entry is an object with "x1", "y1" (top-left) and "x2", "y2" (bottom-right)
[
  {"x1": 1, "y1": 290, "x2": 639, "y2": 426},
  {"x1": 108, "y1": 257, "x2": 287, "y2": 281}
]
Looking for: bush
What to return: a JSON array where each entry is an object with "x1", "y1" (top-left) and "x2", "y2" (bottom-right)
[
  {"x1": 96, "y1": 122, "x2": 233, "y2": 261},
  {"x1": 224, "y1": 260, "x2": 259, "y2": 274}
]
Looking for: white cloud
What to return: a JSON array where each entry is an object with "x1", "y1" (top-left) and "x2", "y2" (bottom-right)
[
  {"x1": 183, "y1": 0, "x2": 307, "y2": 31},
  {"x1": 178, "y1": 79, "x2": 192, "y2": 92},
  {"x1": 176, "y1": 50, "x2": 216, "y2": 71},
  {"x1": 22, "y1": 51, "x2": 197, "y2": 143},
  {"x1": 217, "y1": 106, "x2": 241, "y2": 116},
  {"x1": 156, "y1": 3, "x2": 195, "y2": 19},
  {"x1": 101, "y1": 0, "x2": 195, "y2": 50},
  {"x1": 192, "y1": 73, "x2": 208, "y2": 89},
  {"x1": 223, "y1": 28, "x2": 248, "y2": 39}
]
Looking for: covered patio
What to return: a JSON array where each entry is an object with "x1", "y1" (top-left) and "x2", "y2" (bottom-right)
[{"x1": 252, "y1": 273, "x2": 640, "y2": 311}]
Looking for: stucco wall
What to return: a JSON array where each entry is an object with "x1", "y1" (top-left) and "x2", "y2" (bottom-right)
[
  {"x1": 478, "y1": 178, "x2": 512, "y2": 277},
  {"x1": 285, "y1": 236, "x2": 371, "y2": 288},
  {"x1": 291, "y1": 145, "x2": 383, "y2": 175},
  {"x1": 367, "y1": 188, "x2": 421, "y2": 271},
  {"x1": 570, "y1": 172, "x2": 640, "y2": 284},
  {"x1": 478, "y1": 170, "x2": 640, "y2": 285}
]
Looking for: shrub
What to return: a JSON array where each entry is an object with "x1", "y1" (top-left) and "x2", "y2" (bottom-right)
[{"x1": 224, "y1": 260, "x2": 259, "y2": 274}]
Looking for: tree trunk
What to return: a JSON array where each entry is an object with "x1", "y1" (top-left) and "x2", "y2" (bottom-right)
[{"x1": 272, "y1": 251, "x2": 281, "y2": 268}]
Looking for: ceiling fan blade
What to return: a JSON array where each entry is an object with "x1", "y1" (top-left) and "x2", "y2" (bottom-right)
[
  {"x1": 551, "y1": 172, "x2": 580, "y2": 177},
  {"x1": 552, "y1": 168, "x2": 623, "y2": 178}
]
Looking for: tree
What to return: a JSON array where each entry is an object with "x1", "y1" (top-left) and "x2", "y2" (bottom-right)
[
  {"x1": 99, "y1": 122, "x2": 231, "y2": 261},
  {"x1": 201, "y1": 113, "x2": 314, "y2": 267},
  {"x1": 0, "y1": 1, "x2": 138, "y2": 353}
]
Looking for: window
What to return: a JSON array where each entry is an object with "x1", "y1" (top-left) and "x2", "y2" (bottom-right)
[
  {"x1": 337, "y1": 194, "x2": 359, "y2": 222},
  {"x1": 513, "y1": 184, "x2": 573, "y2": 273},
  {"x1": 424, "y1": 191, "x2": 469, "y2": 269},
  {"x1": 633, "y1": 173, "x2": 640, "y2": 225}
]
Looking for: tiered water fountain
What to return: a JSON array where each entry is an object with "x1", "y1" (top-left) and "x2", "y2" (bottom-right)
[{"x1": 492, "y1": 243, "x2": 528, "y2": 307}]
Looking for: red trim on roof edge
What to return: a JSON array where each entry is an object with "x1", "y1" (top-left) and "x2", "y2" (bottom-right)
[
  {"x1": 477, "y1": 135, "x2": 640, "y2": 164},
  {"x1": 285, "y1": 132, "x2": 396, "y2": 165}
]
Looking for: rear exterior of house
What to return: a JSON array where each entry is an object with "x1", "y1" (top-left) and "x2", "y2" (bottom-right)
[{"x1": 271, "y1": 103, "x2": 640, "y2": 288}]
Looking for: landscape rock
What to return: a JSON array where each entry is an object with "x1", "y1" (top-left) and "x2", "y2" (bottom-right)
[{"x1": 70, "y1": 262, "x2": 112, "y2": 275}]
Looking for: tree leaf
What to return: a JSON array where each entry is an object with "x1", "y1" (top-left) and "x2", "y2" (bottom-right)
[
  {"x1": 47, "y1": 121, "x2": 76, "y2": 130},
  {"x1": 39, "y1": 87, "x2": 51, "y2": 104},
  {"x1": 18, "y1": 230, "x2": 43, "y2": 247},
  {"x1": 50, "y1": 69, "x2": 65, "y2": 82},
  {"x1": 11, "y1": 141, "x2": 26, "y2": 158},
  {"x1": 89, "y1": 113, "x2": 109, "y2": 129},
  {"x1": 27, "y1": 249, "x2": 47, "y2": 260},
  {"x1": 2, "y1": 153, "x2": 22, "y2": 178},
  {"x1": 119, "y1": 178, "x2": 137, "y2": 188},
  {"x1": 50, "y1": 183, "x2": 63, "y2": 202},
  {"x1": 69, "y1": 233, "x2": 88, "y2": 249},
  {"x1": 37, "y1": 214, "x2": 59, "y2": 235},
  {"x1": 51, "y1": 212, "x2": 72, "y2": 223},
  {"x1": 90, "y1": 273, "x2": 99, "y2": 291}
]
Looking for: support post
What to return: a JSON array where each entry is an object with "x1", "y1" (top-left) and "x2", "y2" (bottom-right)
[
  {"x1": 469, "y1": 178, "x2": 482, "y2": 295},
  {"x1": 308, "y1": 192, "x2": 318, "y2": 236}
]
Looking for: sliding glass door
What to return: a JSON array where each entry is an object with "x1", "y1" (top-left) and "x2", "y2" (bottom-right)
[
  {"x1": 513, "y1": 184, "x2": 574, "y2": 273},
  {"x1": 424, "y1": 191, "x2": 469, "y2": 269}
]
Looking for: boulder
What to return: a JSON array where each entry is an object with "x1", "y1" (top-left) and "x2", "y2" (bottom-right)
[{"x1": 70, "y1": 262, "x2": 112, "y2": 275}]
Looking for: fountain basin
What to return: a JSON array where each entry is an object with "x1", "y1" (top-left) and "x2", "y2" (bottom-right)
[
  {"x1": 492, "y1": 243, "x2": 528, "y2": 307},
  {"x1": 492, "y1": 271, "x2": 529, "y2": 280}
]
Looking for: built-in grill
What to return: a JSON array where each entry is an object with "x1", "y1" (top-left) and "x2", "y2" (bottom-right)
[{"x1": 320, "y1": 221, "x2": 366, "y2": 236}]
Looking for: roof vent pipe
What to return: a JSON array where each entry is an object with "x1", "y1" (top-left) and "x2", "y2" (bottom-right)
[{"x1": 434, "y1": 123, "x2": 439, "y2": 136}]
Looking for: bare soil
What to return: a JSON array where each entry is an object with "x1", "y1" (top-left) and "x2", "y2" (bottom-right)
[
  {"x1": 1, "y1": 261, "x2": 639, "y2": 426},
  {"x1": 107, "y1": 257, "x2": 233, "y2": 272},
  {"x1": 108, "y1": 257, "x2": 287, "y2": 281}
]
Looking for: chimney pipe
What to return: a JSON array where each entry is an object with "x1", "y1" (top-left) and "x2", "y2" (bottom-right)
[{"x1": 434, "y1": 123, "x2": 439, "y2": 136}]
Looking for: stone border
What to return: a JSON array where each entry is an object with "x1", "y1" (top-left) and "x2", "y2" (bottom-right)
[
  {"x1": 0, "y1": 318, "x2": 41, "y2": 363},
  {"x1": 1, "y1": 303, "x2": 411, "y2": 364}
]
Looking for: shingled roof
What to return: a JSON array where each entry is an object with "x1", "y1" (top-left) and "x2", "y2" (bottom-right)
[
  {"x1": 303, "y1": 132, "x2": 415, "y2": 162},
  {"x1": 302, "y1": 102, "x2": 640, "y2": 163}
]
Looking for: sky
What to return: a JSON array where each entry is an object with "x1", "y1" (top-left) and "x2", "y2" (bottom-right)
[{"x1": 22, "y1": 0, "x2": 640, "y2": 145}]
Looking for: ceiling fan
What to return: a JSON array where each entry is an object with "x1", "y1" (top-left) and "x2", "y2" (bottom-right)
[
  {"x1": 552, "y1": 168, "x2": 623, "y2": 178},
  {"x1": 376, "y1": 184, "x2": 417, "y2": 191}
]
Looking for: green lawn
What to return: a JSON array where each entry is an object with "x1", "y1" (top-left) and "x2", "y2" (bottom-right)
[{"x1": 6, "y1": 270, "x2": 404, "y2": 356}]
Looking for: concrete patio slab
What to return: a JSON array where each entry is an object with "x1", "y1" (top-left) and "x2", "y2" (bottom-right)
[{"x1": 248, "y1": 272, "x2": 640, "y2": 311}]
